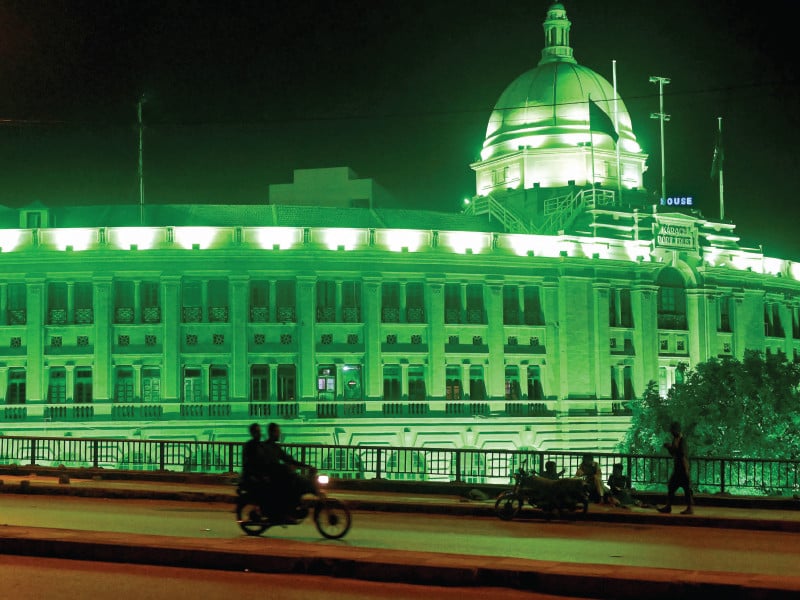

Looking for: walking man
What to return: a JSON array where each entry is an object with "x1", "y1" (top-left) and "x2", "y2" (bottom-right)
[{"x1": 658, "y1": 421, "x2": 694, "y2": 514}]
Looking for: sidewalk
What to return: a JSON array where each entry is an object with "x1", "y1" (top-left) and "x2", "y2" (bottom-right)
[{"x1": 1, "y1": 470, "x2": 800, "y2": 599}]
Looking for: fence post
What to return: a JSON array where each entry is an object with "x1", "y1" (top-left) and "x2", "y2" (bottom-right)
[
  {"x1": 228, "y1": 443, "x2": 235, "y2": 473},
  {"x1": 719, "y1": 459, "x2": 726, "y2": 494},
  {"x1": 93, "y1": 440, "x2": 99, "y2": 468},
  {"x1": 454, "y1": 450, "x2": 462, "y2": 483},
  {"x1": 30, "y1": 438, "x2": 36, "y2": 465},
  {"x1": 159, "y1": 441, "x2": 166, "y2": 471},
  {"x1": 375, "y1": 448, "x2": 382, "y2": 479}
]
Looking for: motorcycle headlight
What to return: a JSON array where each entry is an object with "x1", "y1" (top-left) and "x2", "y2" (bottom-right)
[{"x1": 317, "y1": 474, "x2": 329, "y2": 486}]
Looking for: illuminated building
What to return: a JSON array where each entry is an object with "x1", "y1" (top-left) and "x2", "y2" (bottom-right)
[{"x1": 0, "y1": 3, "x2": 798, "y2": 462}]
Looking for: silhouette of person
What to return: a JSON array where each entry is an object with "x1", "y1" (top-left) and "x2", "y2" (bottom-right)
[
  {"x1": 576, "y1": 453, "x2": 606, "y2": 503},
  {"x1": 241, "y1": 423, "x2": 271, "y2": 511},
  {"x1": 542, "y1": 460, "x2": 564, "y2": 480},
  {"x1": 262, "y1": 422, "x2": 317, "y2": 520},
  {"x1": 658, "y1": 421, "x2": 694, "y2": 515}
]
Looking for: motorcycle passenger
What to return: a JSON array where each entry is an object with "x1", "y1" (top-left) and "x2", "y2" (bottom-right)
[
  {"x1": 263, "y1": 422, "x2": 318, "y2": 521},
  {"x1": 241, "y1": 423, "x2": 272, "y2": 512}
]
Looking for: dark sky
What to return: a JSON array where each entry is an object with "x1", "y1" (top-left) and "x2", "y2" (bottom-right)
[{"x1": 1, "y1": 1, "x2": 798, "y2": 258}]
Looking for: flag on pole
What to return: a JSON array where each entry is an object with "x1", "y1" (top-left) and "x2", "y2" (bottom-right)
[
  {"x1": 710, "y1": 120, "x2": 724, "y2": 178},
  {"x1": 588, "y1": 97, "x2": 619, "y2": 144}
]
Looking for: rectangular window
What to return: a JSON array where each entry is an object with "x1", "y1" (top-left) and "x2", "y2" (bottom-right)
[
  {"x1": 527, "y1": 365, "x2": 543, "y2": 400},
  {"x1": 503, "y1": 285, "x2": 520, "y2": 325},
  {"x1": 114, "y1": 281, "x2": 134, "y2": 309},
  {"x1": 74, "y1": 282, "x2": 92, "y2": 309},
  {"x1": 317, "y1": 280, "x2": 336, "y2": 322},
  {"x1": 445, "y1": 365, "x2": 462, "y2": 400},
  {"x1": 469, "y1": 365, "x2": 486, "y2": 400},
  {"x1": 142, "y1": 281, "x2": 159, "y2": 308},
  {"x1": 408, "y1": 365, "x2": 426, "y2": 400},
  {"x1": 250, "y1": 364, "x2": 270, "y2": 402},
  {"x1": 48, "y1": 282, "x2": 67, "y2": 324},
  {"x1": 342, "y1": 281, "x2": 361, "y2": 322},
  {"x1": 7, "y1": 368, "x2": 26, "y2": 404},
  {"x1": 74, "y1": 368, "x2": 93, "y2": 404},
  {"x1": 504, "y1": 365, "x2": 521, "y2": 400},
  {"x1": 382, "y1": 283, "x2": 400, "y2": 323},
  {"x1": 142, "y1": 367, "x2": 161, "y2": 403},
  {"x1": 209, "y1": 366, "x2": 228, "y2": 403},
  {"x1": 317, "y1": 364, "x2": 336, "y2": 400},
  {"x1": 623, "y1": 366, "x2": 635, "y2": 400},
  {"x1": 406, "y1": 282, "x2": 425, "y2": 323},
  {"x1": 250, "y1": 280, "x2": 269, "y2": 309},
  {"x1": 182, "y1": 281, "x2": 202, "y2": 308},
  {"x1": 466, "y1": 284, "x2": 484, "y2": 324},
  {"x1": 183, "y1": 367, "x2": 202, "y2": 403},
  {"x1": 208, "y1": 279, "x2": 228, "y2": 308},
  {"x1": 277, "y1": 364, "x2": 296, "y2": 401},
  {"x1": 718, "y1": 296, "x2": 732, "y2": 332},
  {"x1": 524, "y1": 286, "x2": 544, "y2": 325},
  {"x1": 383, "y1": 365, "x2": 401, "y2": 400},
  {"x1": 445, "y1": 283, "x2": 461, "y2": 324},
  {"x1": 114, "y1": 367, "x2": 134, "y2": 403},
  {"x1": 47, "y1": 367, "x2": 67, "y2": 404}
]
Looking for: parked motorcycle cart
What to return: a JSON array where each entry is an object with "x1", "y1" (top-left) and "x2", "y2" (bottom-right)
[
  {"x1": 236, "y1": 472, "x2": 352, "y2": 539},
  {"x1": 495, "y1": 460, "x2": 589, "y2": 520}
]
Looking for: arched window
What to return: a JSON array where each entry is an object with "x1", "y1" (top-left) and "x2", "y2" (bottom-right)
[{"x1": 657, "y1": 268, "x2": 687, "y2": 330}]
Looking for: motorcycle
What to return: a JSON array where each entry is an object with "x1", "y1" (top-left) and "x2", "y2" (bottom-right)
[
  {"x1": 236, "y1": 471, "x2": 352, "y2": 539},
  {"x1": 495, "y1": 459, "x2": 589, "y2": 520}
]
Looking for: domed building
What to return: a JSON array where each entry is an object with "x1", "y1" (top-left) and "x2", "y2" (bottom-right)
[{"x1": 0, "y1": 3, "x2": 798, "y2": 472}]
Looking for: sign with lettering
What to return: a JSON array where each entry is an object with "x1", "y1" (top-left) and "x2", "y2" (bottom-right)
[
  {"x1": 660, "y1": 196, "x2": 694, "y2": 206},
  {"x1": 654, "y1": 222, "x2": 696, "y2": 250}
]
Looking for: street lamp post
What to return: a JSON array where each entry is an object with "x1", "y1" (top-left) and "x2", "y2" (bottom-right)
[{"x1": 649, "y1": 76, "x2": 670, "y2": 205}]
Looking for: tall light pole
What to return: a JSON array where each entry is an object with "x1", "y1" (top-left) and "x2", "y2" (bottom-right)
[
  {"x1": 137, "y1": 95, "x2": 146, "y2": 226},
  {"x1": 649, "y1": 76, "x2": 670, "y2": 205}
]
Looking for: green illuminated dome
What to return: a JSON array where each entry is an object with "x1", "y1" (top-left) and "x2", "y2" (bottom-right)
[{"x1": 480, "y1": 2, "x2": 642, "y2": 162}]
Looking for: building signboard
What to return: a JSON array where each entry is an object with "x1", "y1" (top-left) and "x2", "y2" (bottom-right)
[{"x1": 654, "y1": 221, "x2": 697, "y2": 251}]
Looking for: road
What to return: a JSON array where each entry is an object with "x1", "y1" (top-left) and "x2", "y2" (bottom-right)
[
  {"x1": 0, "y1": 555, "x2": 592, "y2": 600},
  {"x1": 0, "y1": 494, "x2": 797, "y2": 578}
]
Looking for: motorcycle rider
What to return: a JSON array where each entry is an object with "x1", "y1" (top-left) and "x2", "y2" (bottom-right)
[{"x1": 262, "y1": 422, "x2": 318, "y2": 521}]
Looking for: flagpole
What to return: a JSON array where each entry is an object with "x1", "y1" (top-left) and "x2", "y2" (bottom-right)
[
  {"x1": 718, "y1": 116, "x2": 725, "y2": 221},
  {"x1": 613, "y1": 60, "x2": 622, "y2": 205}
]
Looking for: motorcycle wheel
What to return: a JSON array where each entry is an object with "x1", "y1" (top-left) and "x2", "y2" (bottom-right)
[
  {"x1": 236, "y1": 499, "x2": 269, "y2": 536},
  {"x1": 313, "y1": 498, "x2": 352, "y2": 539},
  {"x1": 494, "y1": 491, "x2": 522, "y2": 521}
]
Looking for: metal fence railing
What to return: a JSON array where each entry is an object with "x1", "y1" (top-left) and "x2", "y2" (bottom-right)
[{"x1": 0, "y1": 435, "x2": 797, "y2": 497}]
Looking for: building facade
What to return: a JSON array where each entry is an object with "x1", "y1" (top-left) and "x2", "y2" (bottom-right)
[{"x1": 0, "y1": 3, "x2": 798, "y2": 458}]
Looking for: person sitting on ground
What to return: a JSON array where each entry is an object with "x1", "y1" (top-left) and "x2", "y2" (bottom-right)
[
  {"x1": 607, "y1": 462, "x2": 637, "y2": 507},
  {"x1": 263, "y1": 422, "x2": 318, "y2": 520},
  {"x1": 542, "y1": 460, "x2": 564, "y2": 480},
  {"x1": 575, "y1": 453, "x2": 610, "y2": 504}
]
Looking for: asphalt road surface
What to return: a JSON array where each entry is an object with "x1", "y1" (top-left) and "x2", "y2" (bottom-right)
[
  {"x1": 0, "y1": 555, "x2": 594, "y2": 600},
  {"x1": 0, "y1": 494, "x2": 797, "y2": 577}
]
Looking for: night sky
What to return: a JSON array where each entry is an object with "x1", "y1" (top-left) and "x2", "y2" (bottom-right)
[{"x1": 1, "y1": 1, "x2": 798, "y2": 258}]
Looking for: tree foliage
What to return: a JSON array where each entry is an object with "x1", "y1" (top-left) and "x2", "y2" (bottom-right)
[{"x1": 619, "y1": 350, "x2": 800, "y2": 459}]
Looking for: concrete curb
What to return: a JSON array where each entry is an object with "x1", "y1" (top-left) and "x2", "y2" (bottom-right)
[{"x1": 0, "y1": 525, "x2": 798, "y2": 600}]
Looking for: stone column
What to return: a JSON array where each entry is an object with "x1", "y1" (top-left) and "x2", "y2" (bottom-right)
[
  {"x1": 230, "y1": 275, "x2": 249, "y2": 402},
  {"x1": 92, "y1": 276, "x2": 113, "y2": 402},
  {"x1": 66, "y1": 282, "x2": 75, "y2": 324},
  {"x1": 362, "y1": 276, "x2": 382, "y2": 401},
  {"x1": 486, "y1": 278, "x2": 505, "y2": 399},
  {"x1": 593, "y1": 282, "x2": 611, "y2": 399},
  {"x1": 161, "y1": 276, "x2": 182, "y2": 402},
  {"x1": 134, "y1": 280, "x2": 142, "y2": 324},
  {"x1": 297, "y1": 275, "x2": 317, "y2": 401},
  {"x1": 26, "y1": 277, "x2": 45, "y2": 402},
  {"x1": 631, "y1": 284, "x2": 659, "y2": 399},
  {"x1": 426, "y1": 277, "x2": 445, "y2": 399}
]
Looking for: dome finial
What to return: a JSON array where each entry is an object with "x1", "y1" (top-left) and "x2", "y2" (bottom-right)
[{"x1": 540, "y1": 2, "x2": 576, "y2": 65}]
